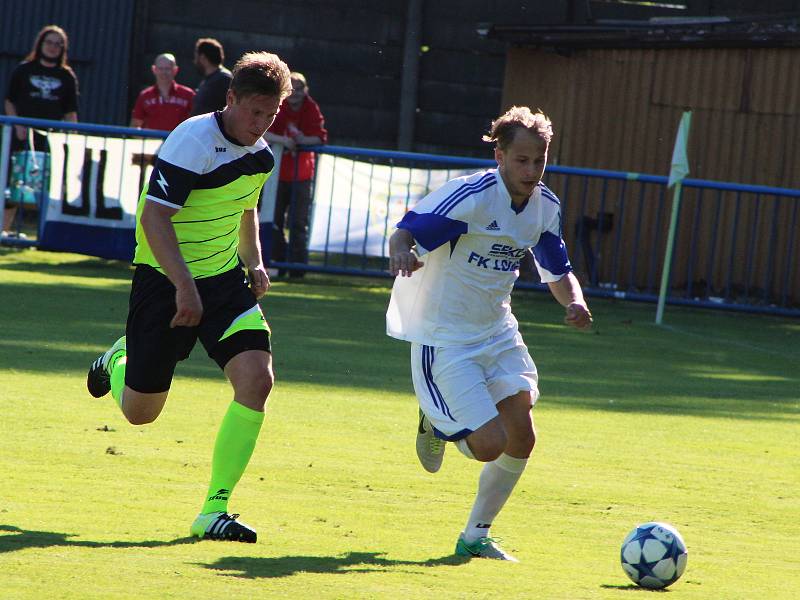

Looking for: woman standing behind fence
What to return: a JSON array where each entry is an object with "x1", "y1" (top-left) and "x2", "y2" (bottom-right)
[{"x1": 3, "y1": 25, "x2": 79, "y2": 234}]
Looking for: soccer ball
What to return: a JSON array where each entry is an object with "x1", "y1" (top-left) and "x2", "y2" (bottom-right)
[{"x1": 620, "y1": 522, "x2": 688, "y2": 589}]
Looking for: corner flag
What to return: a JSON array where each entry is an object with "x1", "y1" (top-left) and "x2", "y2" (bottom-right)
[
  {"x1": 667, "y1": 111, "x2": 692, "y2": 188},
  {"x1": 656, "y1": 110, "x2": 692, "y2": 324}
]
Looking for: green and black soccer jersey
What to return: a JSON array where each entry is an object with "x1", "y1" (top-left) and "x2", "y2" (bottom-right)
[{"x1": 134, "y1": 112, "x2": 274, "y2": 278}]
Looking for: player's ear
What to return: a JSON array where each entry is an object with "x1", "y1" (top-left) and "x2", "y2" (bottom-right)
[
  {"x1": 226, "y1": 89, "x2": 236, "y2": 107},
  {"x1": 494, "y1": 145, "x2": 504, "y2": 167}
]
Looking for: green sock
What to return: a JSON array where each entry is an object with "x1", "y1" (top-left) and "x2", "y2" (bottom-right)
[
  {"x1": 201, "y1": 401, "x2": 265, "y2": 514},
  {"x1": 109, "y1": 354, "x2": 127, "y2": 409}
]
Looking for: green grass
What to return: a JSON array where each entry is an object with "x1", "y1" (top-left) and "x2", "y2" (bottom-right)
[{"x1": 0, "y1": 247, "x2": 797, "y2": 599}]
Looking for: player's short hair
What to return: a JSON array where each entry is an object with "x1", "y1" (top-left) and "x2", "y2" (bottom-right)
[
  {"x1": 230, "y1": 52, "x2": 292, "y2": 100},
  {"x1": 483, "y1": 106, "x2": 553, "y2": 149},
  {"x1": 195, "y1": 38, "x2": 224, "y2": 66}
]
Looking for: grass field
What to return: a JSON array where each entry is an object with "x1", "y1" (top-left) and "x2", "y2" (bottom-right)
[{"x1": 0, "y1": 247, "x2": 797, "y2": 599}]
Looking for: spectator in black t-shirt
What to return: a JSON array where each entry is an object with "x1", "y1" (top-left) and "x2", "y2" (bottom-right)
[
  {"x1": 5, "y1": 25, "x2": 79, "y2": 151},
  {"x1": 190, "y1": 38, "x2": 232, "y2": 116},
  {"x1": 3, "y1": 24, "x2": 79, "y2": 233}
]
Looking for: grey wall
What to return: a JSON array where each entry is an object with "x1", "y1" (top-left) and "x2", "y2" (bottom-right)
[
  {"x1": 132, "y1": 0, "x2": 542, "y2": 157},
  {"x1": 5, "y1": 0, "x2": 797, "y2": 156},
  {"x1": 0, "y1": 0, "x2": 135, "y2": 125}
]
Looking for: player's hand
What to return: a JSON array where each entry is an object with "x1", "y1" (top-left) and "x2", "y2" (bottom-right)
[
  {"x1": 171, "y1": 282, "x2": 203, "y2": 328},
  {"x1": 389, "y1": 250, "x2": 424, "y2": 277},
  {"x1": 248, "y1": 265, "x2": 270, "y2": 299},
  {"x1": 565, "y1": 302, "x2": 593, "y2": 330}
]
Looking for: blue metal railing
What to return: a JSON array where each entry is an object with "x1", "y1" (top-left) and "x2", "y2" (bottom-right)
[
  {"x1": 1, "y1": 115, "x2": 798, "y2": 317},
  {"x1": 287, "y1": 144, "x2": 799, "y2": 317}
]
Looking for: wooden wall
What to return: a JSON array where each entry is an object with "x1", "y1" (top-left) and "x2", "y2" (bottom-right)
[{"x1": 504, "y1": 47, "x2": 800, "y2": 304}]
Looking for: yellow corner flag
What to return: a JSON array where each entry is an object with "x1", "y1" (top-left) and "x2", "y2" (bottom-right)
[{"x1": 667, "y1": 111, "x2": 692, "y2": 188}]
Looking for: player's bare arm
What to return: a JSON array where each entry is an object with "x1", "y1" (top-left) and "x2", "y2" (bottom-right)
[
  {"x1": 238, "y1": 208, "x2": 270, "y2": 299},
  {"x1": 389, "y1": 228, "x2": 424, "y2": 277},
  {"x1": 140, "y1": 200, "x2": 203, "y2": 327},
  {"x1": 547, "y1": 272, "x2": 593, "y2": 330}
]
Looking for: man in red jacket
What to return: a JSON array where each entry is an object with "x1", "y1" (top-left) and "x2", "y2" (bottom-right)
[
  {"x1": 265, "y1": 72, "x2": 327, "y2": 278},
  {"x1": 130, "y1": 53, "x2": 194, "y2": 131}
]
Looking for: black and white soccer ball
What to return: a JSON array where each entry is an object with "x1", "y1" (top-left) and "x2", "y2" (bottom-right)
[{"x1": 620, "y1": 522, "x2": 688, "y2": 589}]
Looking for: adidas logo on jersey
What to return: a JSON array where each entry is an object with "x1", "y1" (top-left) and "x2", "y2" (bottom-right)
[{"x1": 485, "y1": 220, "x2": 500, "y2": 231}]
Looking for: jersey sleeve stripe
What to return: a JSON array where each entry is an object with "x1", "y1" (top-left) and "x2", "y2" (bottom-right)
[
  {"x1": 432, "y1": 172, "x2": 495, "y2": 215},
  {"x1": 439, "y1": 179, "x2": 497, "y2": 216},
  {"x1": 145, "y1": 195, "x2": 182, "y2": 210},
  {"x1": 540, "y1": 187, "x2": 560, "y2": 205}
]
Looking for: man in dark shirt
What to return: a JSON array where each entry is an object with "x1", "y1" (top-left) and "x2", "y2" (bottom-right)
[{"x1": 190, "y1": 38, "x2": 232, "y2": 116}]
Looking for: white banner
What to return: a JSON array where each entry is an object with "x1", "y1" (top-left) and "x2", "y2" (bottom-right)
[
  {"x1": 309, "y1": 154, "x2": 471, "y2": 257},
  {"x1": 47, "y1": 132, "x2": 163, "y2": 227},
  {"x1": 36, "y1": 132, "x2": 280, "y2": 260}
]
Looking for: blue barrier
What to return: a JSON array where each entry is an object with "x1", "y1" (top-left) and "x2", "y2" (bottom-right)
[{"x1": 1, "y1": 116, "x2": 798, "y2": 317}]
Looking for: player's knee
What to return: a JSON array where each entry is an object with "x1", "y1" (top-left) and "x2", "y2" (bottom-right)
[
  {"x1": 470, "y1": 432, "x2": 508, "y2": 462},
  {"x1": 235, "y1": 366, "x2": 273, "y2": 405},
  {"x1": 119, "y1": 390, "x2": 166, "y2": 425},
  {"x1": 473, "y1": 443, "x2": 505, "y2": 462},
  {"x1": 124, "y1": 409, "x2": 159, "y2": 426},
  {"x1": 122, "y1": 406, "x2": 161, "y2": 425},
  {"x1": 520, "y1": 427, "x2": 536, "y2": 454}
]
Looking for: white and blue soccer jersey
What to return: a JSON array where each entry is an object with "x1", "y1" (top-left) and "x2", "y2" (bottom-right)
[
  {"x1": 133, "y1": 112, "x2": 274, "y2": 278},
  {"x1": 386, "y1": 168, "x2": 572, "y2": 346}
]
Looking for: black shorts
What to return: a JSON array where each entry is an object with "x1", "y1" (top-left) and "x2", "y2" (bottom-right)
[{"x1": 125, "y1": 264, "x2": 271, "y2": 393}]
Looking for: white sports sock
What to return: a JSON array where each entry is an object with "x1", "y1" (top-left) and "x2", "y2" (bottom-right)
[
  {"x1": 454, "y1": 438, "x2": 475, "y2": 459},
  {"x1": 463, "y1": 453, "x2": 528, "y2": 543}
]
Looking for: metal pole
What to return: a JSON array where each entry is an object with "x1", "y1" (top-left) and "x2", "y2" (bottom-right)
[
  {"x1": 398, "y1": 0, "x2": 423, "y2": 151},
  {"x1": 655, "y1": 182, "x2": 682, "y2": 324}
]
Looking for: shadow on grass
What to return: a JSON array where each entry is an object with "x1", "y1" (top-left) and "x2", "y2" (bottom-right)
[
  {"x1": 0, "y1": 254, "x2": 134, "y2": 281},
  {"x1": 600, "y1": 583, "x2": 669, "y2": 592},
  {"x1": 201, "y1": 551, "x2": 469, "y2": 578},
  {"x1": 0, "y1": 524, "x2": 195, "y2": 553}
]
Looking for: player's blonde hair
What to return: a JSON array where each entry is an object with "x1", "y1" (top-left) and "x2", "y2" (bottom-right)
[
  {"x1": 230, "y1": 52, "x2": 292, "y2": 100},
  {"x1": 483, "y1": 106, "x2": 553, "y2": 149}
]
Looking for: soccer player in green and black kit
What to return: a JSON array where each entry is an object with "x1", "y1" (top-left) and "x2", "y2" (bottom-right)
[{"x1": 86, "y1": 52, "x2": 292, "y2": 542}]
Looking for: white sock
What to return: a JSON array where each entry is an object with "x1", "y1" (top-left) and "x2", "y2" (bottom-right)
[
  {"x1": 455, "y1": 438, "x2": 475, "y2": 459},
  {"x1": 463, "y1": 453, "x2": 527, "y2": 543}
]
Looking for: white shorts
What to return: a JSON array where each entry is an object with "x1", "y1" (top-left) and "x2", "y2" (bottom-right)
[{"x1": 410, "y1": 327, "x2": 539, "y2": 441}]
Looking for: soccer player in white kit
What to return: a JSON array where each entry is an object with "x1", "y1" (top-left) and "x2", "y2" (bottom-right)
[{"x1": 386, "y1": 106, "x2": 592, "y2": 561}]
